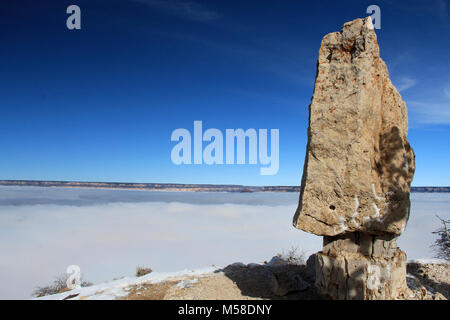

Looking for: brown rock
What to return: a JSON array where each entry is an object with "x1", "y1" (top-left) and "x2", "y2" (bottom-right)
[
  {"x1": 293, "y1": 17, "x2": 416, "y2": 300},
  {"x1": 293, "y1": 17, "x2": 415, "y2": 237},
  {"x1": 315, "y1": 233, "x2": 410, "y2": 299}
]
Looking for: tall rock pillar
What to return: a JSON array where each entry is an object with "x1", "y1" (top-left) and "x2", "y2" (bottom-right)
[{"x1": 293, "y1": 17, "x2": 415, "y2": 299}]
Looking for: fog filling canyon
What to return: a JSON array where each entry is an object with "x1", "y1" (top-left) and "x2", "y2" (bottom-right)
[{"x1": 0, "y1": 186, "x2": 448, "y2": 299}]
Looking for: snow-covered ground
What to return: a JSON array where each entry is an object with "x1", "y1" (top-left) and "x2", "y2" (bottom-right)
[
  {"x1": 36, "y1": 266, "x2": 220, "y2": 300},
  {"x1": 0, "y1": 186, "x2": 448, "y2": 299}
]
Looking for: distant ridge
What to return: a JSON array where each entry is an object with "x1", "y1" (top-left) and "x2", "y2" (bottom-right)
[{"x1": 0, "y1": 180, "x2": 449, "y2": 193}]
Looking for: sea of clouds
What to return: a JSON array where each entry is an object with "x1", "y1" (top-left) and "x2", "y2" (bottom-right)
[{"x1": 0, "y1": 186, "x2": 448, "y2": 299}]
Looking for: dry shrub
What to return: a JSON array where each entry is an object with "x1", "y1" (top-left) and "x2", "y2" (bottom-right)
[{"x1": 136, "y1": 266, "x2": 153, "y2": 277}]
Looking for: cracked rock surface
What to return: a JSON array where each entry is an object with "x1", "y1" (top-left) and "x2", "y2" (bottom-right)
[
  {"x1": 293, "y1": 17, "x2": 415, "y2": 237},
  {"x1": 293, "y1": 17, "x2": 416, "y2": 300}
]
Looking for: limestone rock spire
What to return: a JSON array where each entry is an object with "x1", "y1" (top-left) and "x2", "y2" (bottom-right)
[{"x1": 293, "y1": 17, "x2": 415, "y2": 237}]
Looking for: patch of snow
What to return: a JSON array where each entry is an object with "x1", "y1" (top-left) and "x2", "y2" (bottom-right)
[
  {"x1": 175, "y1": 278, "x2": 198, "y2": 289},
  {"x1": 408, "y1": 258, "x2": 449, "y2": 265},
  {"x1": 371, "y1": 183, "x2": 384, "y2": 201},
  {"x1": 35, "y1": 266, "x2": 219, "y2": 300},
  {"x1": 352, "y1": 195, "x2": 359, "y2": 217},
  {"x1": 372, "y1": 203, "x2": 380, "y2": 218}
]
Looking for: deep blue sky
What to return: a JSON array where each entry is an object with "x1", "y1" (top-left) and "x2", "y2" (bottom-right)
[{"x1": 0, "y1": 0, "x2": 449, "y2": 186}]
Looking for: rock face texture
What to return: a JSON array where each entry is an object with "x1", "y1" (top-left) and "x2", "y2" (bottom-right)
[
  {"x1": 315, "y1": 233, "x2": 410, "y2": 299},
  {"x1": 293, "y1": 17, "x2": 415, "y2": 237},
  {"x1": 293, "y1": 17, "x2": 416, "y2": 299}
]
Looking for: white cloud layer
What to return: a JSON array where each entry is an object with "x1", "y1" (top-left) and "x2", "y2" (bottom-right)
[
  {"x1": 395, "y1": 76, "x2": 417, "y2": 92},
  {"x1": 0, "y1": 187, "x2": 447, "y2": 299}
]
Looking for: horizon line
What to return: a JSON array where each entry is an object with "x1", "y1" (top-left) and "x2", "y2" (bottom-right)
[{"x1": 0, "y1": 179, "x2": 449, "y2": 190}]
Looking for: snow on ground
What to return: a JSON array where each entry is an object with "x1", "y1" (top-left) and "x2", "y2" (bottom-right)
[
  {"x1": 408, "y1": 259, "x2": 449, "y2": 265},
  {"x1": 0, "y1": 186, "x2": 448, "y2": 299},
  {"x1": 36, "y1": 266, "x2": 220, "y2": 300}
]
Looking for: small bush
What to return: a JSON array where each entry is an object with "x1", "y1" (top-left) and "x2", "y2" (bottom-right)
[
  {"x1": 136, "y1": 266, "x2": 153, "y2": 277},
  {"x1": 432, "y1": 215, "x2": 450, "y2": 261},
  {"x1": 277, "y1": 246, "x2": 306, "y2": 265},
  {"x1": 32, "y1": 274, "x2": 92, "y2": 297}
]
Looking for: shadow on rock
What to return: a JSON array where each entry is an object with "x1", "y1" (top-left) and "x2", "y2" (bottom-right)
[{"x1": 216, "y1": 256, "x2": 322, "y2": 300}]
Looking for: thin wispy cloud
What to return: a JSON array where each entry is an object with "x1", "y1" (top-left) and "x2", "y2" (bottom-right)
[
  {"x1": 444, "y1": 84, "x2": 450, "y2": 99},
  {"x1": 143, "y1": 28, "x2": 313, "y2": 87},
  {"x1": 408, "y1": 101, "x2": 450, "y2": 125},
  {"x1": 395, "y1": 76, "x2": 417, "y2": 92},
  {"x1": 133, "y1": 0, "x2": 221, "y2": 23},
  {"x1": 408, "y1": 84, "x2": 450, "y2": 125}
]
